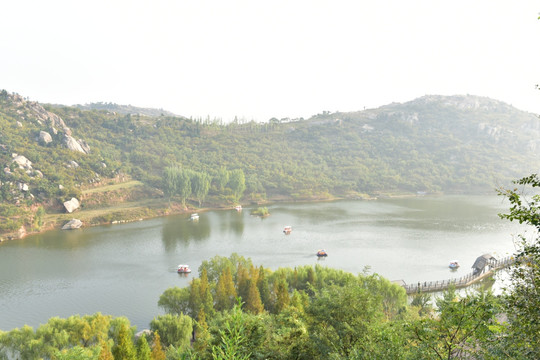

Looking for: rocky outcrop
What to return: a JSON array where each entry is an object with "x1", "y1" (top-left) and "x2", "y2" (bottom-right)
[
  {"x1": 63, "y1": 135, "x2": 90, "y2": 154},
  {"x1": 62, "y1": 219, "x2": 83, "y2": 230},
  {"x1": 39, "y1": 131, "x2": 53, "y2": 144},
  {"x1": 63, "y1": 197, "x2": 80, "y2": 213},
  {"x1": 7, "y1": 93, "x2": 91, "y2": 151},
  {"x1": 12, "y1": 154, "x2": 32, "y2": 170},
  {"x1": 79, "y1": 139, "x2": 91, "y2": 153},
  {"x1": 67, "y1": 160, "x2": 79, "y2": 168}
]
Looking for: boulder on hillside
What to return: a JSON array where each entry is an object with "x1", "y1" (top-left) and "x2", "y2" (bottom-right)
[
  {"x1": 63, "y1": 135, "x2": 89, "y2": 154},
  {"x1": 12, "y1": 154, "x2": 32, "y2": 170},
  {"x1": 63, "y1": 197, "x2": 80, "y2": 213},
  {"x1": 39, "y1": 131, "x2": 53, "y2": 144},
  {"x1": 62, "y1": 219, "x2": 82, "y2": 230},
  {"x1": 32, "y1": 170, "x2": 44, "y2": 178},
  {"x1": 79, "y1": 139, "x2": 91, "y2": 153}
]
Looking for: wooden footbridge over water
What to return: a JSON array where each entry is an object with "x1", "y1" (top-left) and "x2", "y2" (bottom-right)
[{"x1": 398, "y1": 255, "x2": 515, "y2": 295}]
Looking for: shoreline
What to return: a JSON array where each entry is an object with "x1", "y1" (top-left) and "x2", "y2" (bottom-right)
[
  {"x1": 0, "y1": 190, "x2": 458, "y2": 243},
  {"x1": 0, "y1": 194, "x2": 346, "y2": 242}
]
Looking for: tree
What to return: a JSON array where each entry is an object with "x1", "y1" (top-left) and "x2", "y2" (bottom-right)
[
  {"x1": 176, "y1": 169, "x2": 192, "y2": 207},
  {"x1": 215, "y1": 267, "x2": 237, "y2": 311},
  {"x1": 236, "y1": 264, "x2": 250, "y2": 303},
  {"x1": 257, "y1": 266, "x2": 271, "y2": 311},
  {"x1": 150, "y1": 314, "x2": 193, "y2": 349},
  {"x1": 188, "y1": 279, "x2": 203, "y2": 319},
  {"x1": 214, "y1": 166, "x2": 229, "y2": 192},
  {"x1": 408, "y1": 289, "x2": 498, "y2": 360},
  {"x1": 497, "y1": 174, "x2": 540, "y2": 357},
  {"x1": 191, "y1": 171, "x2": 211, "y2": 206},
  {"x1": 273, "y1": 278, "x2": 290, "y2": 314},
  {"x1": 199, "y1": 253, "x2": 251, "y2": 283},
  {"x1": 228, "y1": 169, "x2": 246, "y2": 202},
  {"x1": 305, "y1": 282, "x2": 383, "y2": 358},
  {"x1": 157, "y1": 287, "x2": 190, "y2": 315},
  {"x1": 199, "y1": 268, "x2": 215, "y2": 318},
  {"x1": 136, "y1": 335, "x2": 151, "y2": 360},
  {"x1": 193, "y1": 308, "x2": 211, "y2": 354},
  {"x1": 211, "y1": 301, "x2": 251, "y2": 360},
  {"x1": 98, "y1": 340, "x2": 114, "y2": 360},
  {"x1": 112, "y1": 324, "x2": 136, "y2": 360},
  {"x1": 245, "y1": 278, "x2": 263, "y2": 314},
  {"x1": 150, "y1": 331, "x2": 166, "y2": 360},
  {"x1": 162, "y1": 166, "x2": 179, "y2": 200},
  {"x1": 53, "y1": 345, "x2": 100, "y2": 359}
]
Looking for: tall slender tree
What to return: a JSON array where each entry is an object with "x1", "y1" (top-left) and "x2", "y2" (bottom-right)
[
  {"x1": 274, "y1": 278, "x2": 290, "y2": 314},
  {"x1": 112, "y1": 324, "x2": 136, "y2": 360},
  {"x1": 257, "y1": 266, "x2": 271, "y2": 311},
  {"x1": 228, "y1": 169, "x2": 246, "y2": 202},
  {"x1": 136, "y1": 335, "x2": 151, "y2": 360},
  {"x1": 150, "y1": 332, "x2": 166, "y2": 360},
  {"x1": 246, "y1": 279, "x2": 264, "y2": 314}
]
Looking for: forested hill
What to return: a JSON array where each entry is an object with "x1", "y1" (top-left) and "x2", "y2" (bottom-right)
[{"x1": 0, "y1": 89, "x2": 539, "y2": 236}]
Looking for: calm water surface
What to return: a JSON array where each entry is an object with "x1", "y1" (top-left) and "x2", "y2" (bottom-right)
[{"x1": 0, "y1": 196, "x2": 528, "y2": 331}]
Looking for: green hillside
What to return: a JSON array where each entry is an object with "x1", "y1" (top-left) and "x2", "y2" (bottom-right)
[{"x1": 0, "y1": 90, "x2": 538, "y2": 238}]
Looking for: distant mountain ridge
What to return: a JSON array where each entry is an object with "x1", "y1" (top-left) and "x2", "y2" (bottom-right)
[{"x1": 67, "y1": 102, "x2": 179, "y2": 117}]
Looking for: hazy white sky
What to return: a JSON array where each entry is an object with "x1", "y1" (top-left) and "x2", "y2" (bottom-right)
[{"x1": 1, "y1": 1, "x2": 539, "y2": 122}]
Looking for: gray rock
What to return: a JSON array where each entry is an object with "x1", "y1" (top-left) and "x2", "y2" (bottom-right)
[
  {"x1": 79, "y1": 139, "x2": 91, "y2": 154},
  {"x1": 63, "y1": 197, "x2": 80, "y2": 213},
  {"x1": 63, "y1": 135, "x2": 89, "y2": 154},
  {"x1": 12, "y1": 154, "x2": 32, "y2": 170},
  {"x1": 62, "y1": 219, "x2": 83, "y2": 230},
  {"x1": 39, "y1": 131, "x2": 53, "y2": 144},
  {"x1": 67, "y1": 160, "x2": 79, "y2": 168},
  {"x1": 33, "y1": 170, "x2": 44, "y2": 178},
  {"x1": 135, "y1": 329, "x2": 152, "y2": 340}
]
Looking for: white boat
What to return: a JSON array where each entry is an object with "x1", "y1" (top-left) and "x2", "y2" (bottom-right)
[
  {"x1": 449, "y1": 260, "x2": 460, "y2": 269},
  {"x1": 283, "y1": 226, "x2": 292, "y2": 234},
  {"x1": 190, "y1": 213, "x2": 199, "y2": 221},
  {"x1": 235, "y1": 205, "x2": 242, "y2": 212},
  {"x1": 177, "y1": 264, "x2": 192, "y2": 273}
]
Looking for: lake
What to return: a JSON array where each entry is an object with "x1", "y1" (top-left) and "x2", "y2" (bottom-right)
[{"x1": 0, "y1": 195, "x2": 527, "y2": 331}]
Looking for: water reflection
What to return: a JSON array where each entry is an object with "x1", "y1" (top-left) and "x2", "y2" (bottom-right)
[
  {"x1": 217, "y1": 210, "x2": 245, "y2": 238},
  {"x1": 161, "y1": 214, "x2": 211, "y2": 251}
]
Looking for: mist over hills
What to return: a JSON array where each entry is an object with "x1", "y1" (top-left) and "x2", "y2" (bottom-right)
[{"x1": 0, "y1": 89, "x2": 539, "y2": 236}]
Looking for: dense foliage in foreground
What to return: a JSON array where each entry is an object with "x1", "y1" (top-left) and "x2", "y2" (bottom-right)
[{"x1": 0, "y1": 257, "x2": 499, "y2": 360}]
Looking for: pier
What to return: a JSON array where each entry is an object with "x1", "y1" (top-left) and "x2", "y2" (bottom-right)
[{"x1": 400, "y1": 255, "x2": 515, "y2": 295}]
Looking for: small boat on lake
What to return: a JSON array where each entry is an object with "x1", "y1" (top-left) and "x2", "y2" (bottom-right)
[
  {"x1": 190, "y1": 213, "x2": 199, "y2": 221},
  {"x1": 177, "y1": 264, "x2": 192, "y2": 273},
  {"x1": 449, "y1": 260, "x2": 460, "y2": 269},
  {"x1": 283, "y1": 226, "x2": 292, "y2": 234},
  {"x1": 316, "y1": 249, "x2": 328, "y2": 257},
  {"x1": 235, "y1": 205, "x2": 242, "y2": 212}
]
